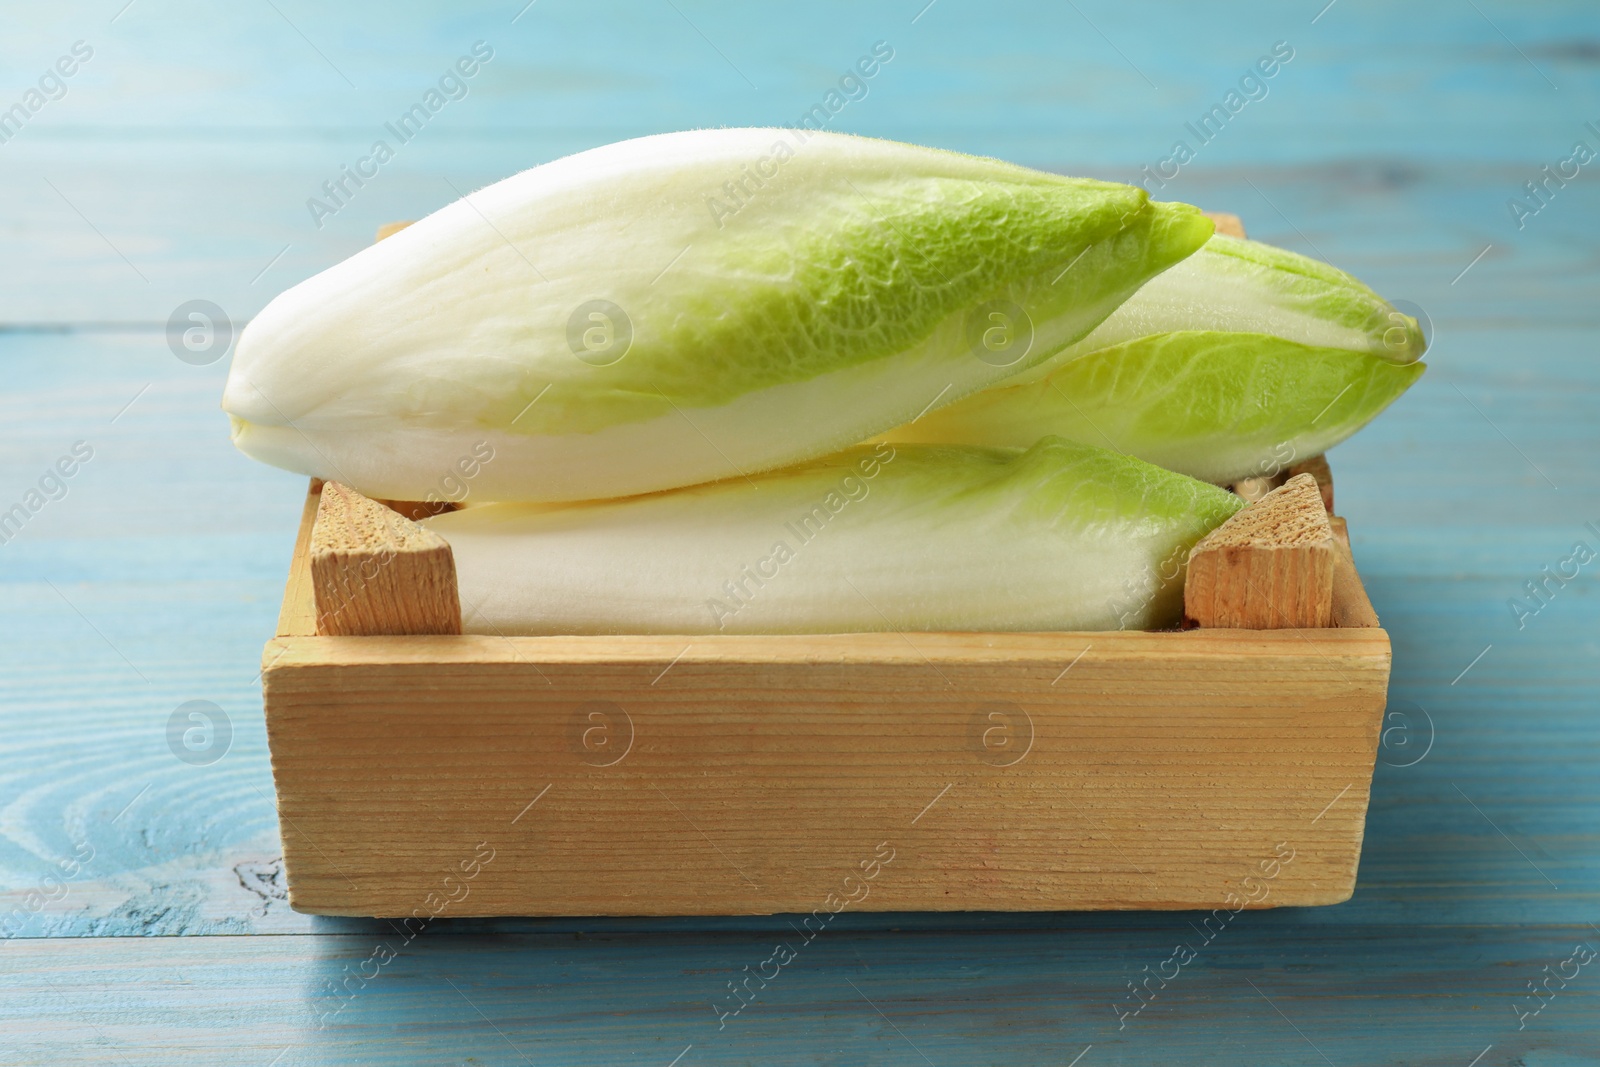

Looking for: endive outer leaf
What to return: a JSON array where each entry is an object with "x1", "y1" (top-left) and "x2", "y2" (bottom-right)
[
  {"x1": 223, "y1": 129, "x2": 1214, "y2": 503},
  {"x1": 1003, "y1": 234, "x2": 1427, "y2": 387},
  {"x1": 423, "y1": 437, "x2": 1244, "y2": 635},
  {"x1": 884, "y1": 331, "x2": 1425, "y2": 484}
]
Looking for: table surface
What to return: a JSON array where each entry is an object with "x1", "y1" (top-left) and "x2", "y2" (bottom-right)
[{"x1": 3, "y1": 1, "x2": 1598, "y2": 1063}]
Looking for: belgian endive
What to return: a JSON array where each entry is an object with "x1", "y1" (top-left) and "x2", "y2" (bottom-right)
[
  {"x1": 423, "y1": 438, "x2": 1244, "y2": 635},
  {"x1": 222, "y1": 129, "x2": 1214, "y2": 502},
  {"x1": 883, "y1": 236, "x2": 1427, "y2": 483}
]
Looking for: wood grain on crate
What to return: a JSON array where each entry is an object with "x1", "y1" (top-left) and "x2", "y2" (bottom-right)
[
  {"x1": 263, "y1": 627, "x2": 1388, "y2": 915},
  {"x1": 1185, "y1": 474, "x2": 1337, "y2": 630},
  {"x1": 309, "y1": 482, "x2": 460, "y2": 637}
]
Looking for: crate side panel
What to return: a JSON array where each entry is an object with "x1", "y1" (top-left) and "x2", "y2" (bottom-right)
[{"x1": 262, "y1": 634, "x2": 1389, "y2": 915}]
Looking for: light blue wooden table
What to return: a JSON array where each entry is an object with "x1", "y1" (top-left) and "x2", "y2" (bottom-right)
[{"x1": 2, "y1": 1, "x2": 1597, "y2": 1062}]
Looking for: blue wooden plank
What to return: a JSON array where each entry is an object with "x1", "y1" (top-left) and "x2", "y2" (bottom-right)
[
  {"x1": 2, "y1": 0, "x2": 1599, "y2": 322},
  {"x1": 2, "y1": 926, "x2": 1597, "y2": 1064}
]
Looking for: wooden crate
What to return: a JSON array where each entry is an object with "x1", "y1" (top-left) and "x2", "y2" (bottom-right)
[
  {"x1": 263, "y1": 469, "x2": 1387, "y2": 918},
  {"x1": 261, "y1": 211, "x2": 1389, "y2": 917}
]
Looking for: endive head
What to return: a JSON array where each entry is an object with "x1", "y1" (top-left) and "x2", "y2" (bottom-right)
[
  {"x1": 222, "y1": 129, "x2": 1214, "y2": 502},
  {"x1": 425, "y1": 436, "x2": 1246, "y2": 634}
]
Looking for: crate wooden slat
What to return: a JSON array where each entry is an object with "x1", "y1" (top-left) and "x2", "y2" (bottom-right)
[
  {"x1": 309, "y1": 482, "x2": 461, "y2": 637},
  {"x1": 1183, "y1": 474, "x2": 1337, "y2": 630}
]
